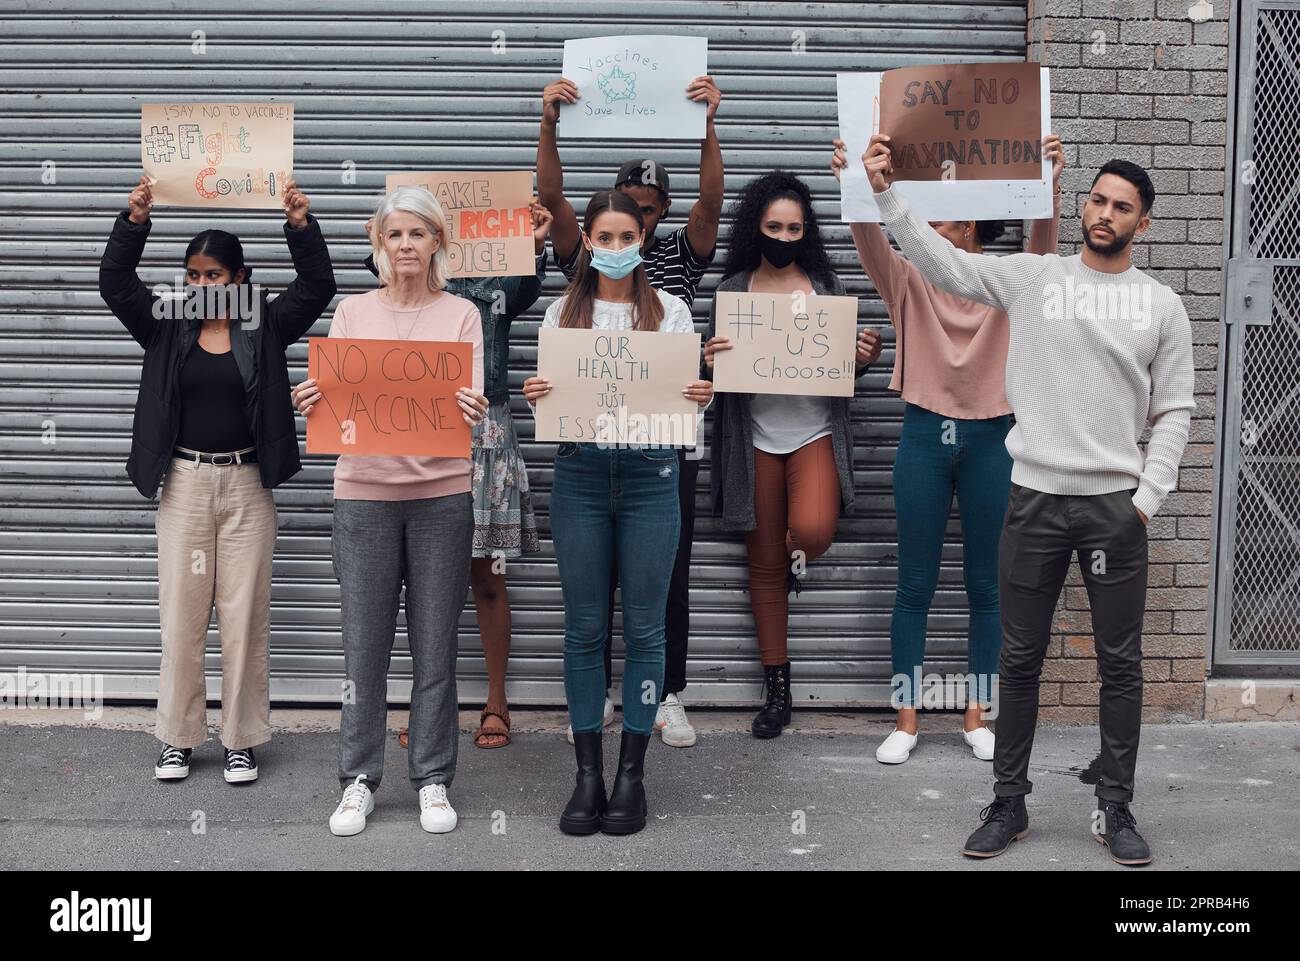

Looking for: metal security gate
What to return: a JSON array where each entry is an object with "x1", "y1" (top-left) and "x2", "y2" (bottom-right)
[
  {"x1": 0, "y1": 1, "x2": 1030, "y2": 705},
  {"x1": 1212, "y1": 0, "x2": 1300, "y2": 671}
]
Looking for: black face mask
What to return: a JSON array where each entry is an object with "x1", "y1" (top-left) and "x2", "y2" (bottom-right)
[{"x1": 759, "y1": 232, "x2": 804, "y2": 269}]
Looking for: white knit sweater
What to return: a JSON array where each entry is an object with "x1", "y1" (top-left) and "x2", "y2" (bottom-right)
[{"x1": 874, "y1": 186, "x2": 1195, "y2": 518}]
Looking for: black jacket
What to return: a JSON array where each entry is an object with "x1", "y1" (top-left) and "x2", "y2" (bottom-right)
[{"x1": 98, "y1": 211, "x2": 337, "y2": 498}]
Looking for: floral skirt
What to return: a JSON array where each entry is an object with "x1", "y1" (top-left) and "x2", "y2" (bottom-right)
[{"x1": 471, "y1": 400, "x2": 540, "y2": 557}]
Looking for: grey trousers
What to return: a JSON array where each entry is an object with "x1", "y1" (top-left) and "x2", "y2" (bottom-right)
[{"x1": 332, "y1": 492, "x2": 472, "y2": 793}]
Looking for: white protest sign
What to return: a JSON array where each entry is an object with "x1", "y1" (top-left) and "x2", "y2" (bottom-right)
[
  {"x1": 837, "y1": 67, "x2": 1053, "y2": 222},
  {"x1": 712, "y1": 292, "x2": 859, "y2": 398},
  {"x1": 559, "y1": 35, "x2": 708, "y2": 140}
]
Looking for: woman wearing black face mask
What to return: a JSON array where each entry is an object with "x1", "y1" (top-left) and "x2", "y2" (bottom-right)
[{"x1": 703, "y1": 171, "x2": 882, "y2": 739}]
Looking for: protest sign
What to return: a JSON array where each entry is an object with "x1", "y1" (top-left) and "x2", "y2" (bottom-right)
[
  {"x1": 837, "y1": 67, "x2": 1053, "y2": 222},
  {"x1": 534, "y1": 327, "x2": 701, "y2": 446},
  {"x1": 559, "y1": 35, "x2": 708, "y2": 140},
  {"x1": 881, "y1": 62, "x2": 1042, "y2": 182},
  {"x1": 712, "y1": 292, "x2": 859, "y2": 397},
  {"x1": 384, "y1": 170, "x2": 535, "y2": 277},
  {"x1": 141, "y1": 102, "x2": 292, "y2": 209},
  {"x1": 306, "y1": 337, "x2": 472, "y2": 457}
]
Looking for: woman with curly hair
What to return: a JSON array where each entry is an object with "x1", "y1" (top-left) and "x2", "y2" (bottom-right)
[{"x1": 703, "y1": 171, "x2": 882, "y2": 739}]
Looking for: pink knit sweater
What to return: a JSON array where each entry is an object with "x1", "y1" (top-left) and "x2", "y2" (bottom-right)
[
  {"x1": 326, "y1": 288, "x2": 484, "y2": 501},
  {"x1": 850, "y1": 194, "x2": 1061, "y2": 420}
]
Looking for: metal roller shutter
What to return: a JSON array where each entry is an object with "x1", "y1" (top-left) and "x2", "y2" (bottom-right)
[{"x1": 0, "y1": 0, "x2": 1029, "y2": 706}]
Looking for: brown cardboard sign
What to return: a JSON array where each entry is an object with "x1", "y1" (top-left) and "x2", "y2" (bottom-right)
[
  {"x1": 534, "y1": 327, "x2": 701, "y2": 446},
  {"x1": 384, "y1": 170, "x2": 535, "y2": 277},
  {"x1": 712, "y1": 291, "x2": 859, "y2": 397},
  {"x1": 879, "y1": 63, "x2": 1042, "y2": 182}
]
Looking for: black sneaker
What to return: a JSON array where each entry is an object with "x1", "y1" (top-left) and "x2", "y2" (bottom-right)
[
  {"x1": 223, "y1": 747, "x2": 258, "y2": 784},
  {"x1": 961, "y1": 795, "x2": 1029, "y2": 858},
  {"x1": 154, "y1": 744, "x2": 192, "y2": 781},
  {"x1": 1095, "y1": 801, "x2": 1152, "y2": 866}
]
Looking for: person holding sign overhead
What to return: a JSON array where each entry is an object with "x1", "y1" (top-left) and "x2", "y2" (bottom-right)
[
  {"x1": 702, "y1": 172, "x2": 882, "y2": 740},
  {"x1": 537, "y1": 72, "x2": 724, "y2": 749},
  {"x1": 316, "y1": 196, "x2": 554, "y2": 753},
  {"x1": 860, "y1": 138, "x2": 1194, "y2": 866},
  {"x1": 98, "y1": 174, "x2": 336, "y2": 785},
  {"x1": 831, "y1": 134, "x2": 1064, "y2": 767},
  {"x1": 523, "y1": 190, "x2": 713, "y2": 836},
  {"x1": 296, "y1": 186, "x2": 488, "y2": 838}
]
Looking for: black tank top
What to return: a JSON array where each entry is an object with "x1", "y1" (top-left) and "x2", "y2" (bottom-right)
[{"x1": 175, "y1": 343, "x2": 254, "y2": 453}]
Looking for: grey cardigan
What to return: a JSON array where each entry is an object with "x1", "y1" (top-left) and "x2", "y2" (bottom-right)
[{"x1": 705, "y1": 269, "x2": 869, "y2": 533}]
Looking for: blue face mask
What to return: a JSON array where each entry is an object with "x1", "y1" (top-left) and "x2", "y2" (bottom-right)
[{"x1": 587, "y1": 241, "x2": 643, "y2": 280}]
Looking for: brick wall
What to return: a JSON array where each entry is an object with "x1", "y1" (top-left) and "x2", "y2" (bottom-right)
[{"x1": 1025, "y1": 0, "x2": 1230, "y2": 721}]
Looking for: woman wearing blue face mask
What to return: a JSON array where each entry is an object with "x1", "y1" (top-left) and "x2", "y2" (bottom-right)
[{"x1": 523, "y1": 190, "x2": 713, "y2": 836}]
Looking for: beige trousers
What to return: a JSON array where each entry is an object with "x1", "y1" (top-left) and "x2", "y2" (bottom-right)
[{"x1": 154, "y1": 457, "x2": 277, "y2": 750}]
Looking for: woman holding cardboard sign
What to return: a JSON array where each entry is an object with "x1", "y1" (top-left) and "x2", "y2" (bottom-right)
[
  {"x1": 293, "y1": 186, "x2": 488, "y2": 838},
  {"x1": 830, "y1": 132, "x2": 1064, "y2": 765},
  {"x1": 98, "y1": 174, "x2": 336, "y2": 785},
  {"x1": 523, "y1": 190, "x2": 712, "y2": 836},
  {"x1": 702, "y1": 171, "x2": 882, "y2": 740}
]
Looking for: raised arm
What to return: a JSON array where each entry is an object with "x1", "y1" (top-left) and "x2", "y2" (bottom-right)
[
  {"x1": 537, "y1": 78, "x2": 582, "y2": 266},
  {"x1": 1132, "y1": 293, "x2": 1196, "y2": 519},
  {"x1": 98, "y1": 176, "x2": 163, "y2": 349},
  {"x1": 264, "y1": 181, "x2": 337, "y2": 346},
  {"x1": 685, "y1": 76, "x2": 724, "y2": 262},
  {"x1": 1026, "y1": 134, "x2": 1065, "y2": 255}
]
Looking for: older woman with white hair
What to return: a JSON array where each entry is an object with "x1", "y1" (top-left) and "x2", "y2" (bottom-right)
[{"x1": 309, "y1": 186, "x2": 488, "y2": 837}]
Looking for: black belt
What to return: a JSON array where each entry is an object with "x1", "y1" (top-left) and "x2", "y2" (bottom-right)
[{"x1": 173, "y1": 447, "x2": 257, "y2": 466}]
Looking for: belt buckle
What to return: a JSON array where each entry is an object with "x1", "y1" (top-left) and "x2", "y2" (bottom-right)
[{"x1": 211, "y1": 453, "x2": 234, "y2": 466}]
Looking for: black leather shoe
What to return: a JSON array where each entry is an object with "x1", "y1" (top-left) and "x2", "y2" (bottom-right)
[
  {"x1": 751, "y1": 661, "x2": 792, "y2": 739},
  {"x1": 961, "y1": 795, "x2": 1029, "y2": 858},
  {"x1": 559, "y1": 731, "x2": 606, "y2": 835},
  {"x1": 601, "y1": 731, "x2": 650, "y2": 835},
  {"x1": 1095, "y1": 801, "x2": 1152, "y2": 866}
]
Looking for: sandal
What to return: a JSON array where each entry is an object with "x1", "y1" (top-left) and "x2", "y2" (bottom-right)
[
  {"x1": 398, "y1": 728, "x2": 409, "y2": 750},
  {"x1": 474, "y1": 706, "x2": 511, "y2": 749}
]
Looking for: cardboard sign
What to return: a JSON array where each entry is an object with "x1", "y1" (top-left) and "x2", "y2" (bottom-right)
[
  {"x1": 305, "y1": 337, "x2": 472, "y2": 457},
  {"x1": 712, "y1": 292, "x2": 859, "y2": 398},
  {"x1": 837, "y1": 67, "x2": 1053, "y2": 222},
  {"x1": 559, "y1": 35, "x2": 708, "y2": 140},
  {"x1": 534, "y1": 327, "x2": 701, "y2": 446},
  {"x1": 384, "y1": 170, "x2": 535, "y2": 277},
  {"x1": 881, "y1": 62, "x2": 1042, "y2": 182},
  {"x1": 141, "y1": 102, "x2": 292, "y2": 209}
]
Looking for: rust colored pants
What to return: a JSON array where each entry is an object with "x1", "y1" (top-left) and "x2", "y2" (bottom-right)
[{"x1": 746, "y1": 436, "x2": 841, "y2": 666}]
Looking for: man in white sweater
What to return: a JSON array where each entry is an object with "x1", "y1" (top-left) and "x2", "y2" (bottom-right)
[{"x1": 863, "y1": 135, "x2": 1194, "y2": 866}]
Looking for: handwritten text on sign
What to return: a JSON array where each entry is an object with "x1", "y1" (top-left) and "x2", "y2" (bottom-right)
[
  {"x1": 534, "y1": 327, "x2": 701, "y2": 446},
  {"x1": 713, "y1": 292, "x2": 859, "y2": 398},
  {"x1": 384, "y1": 170, "x2": 535, "y2": 277},
  {"x1": 141, "y1": 103, "x2": 293, "y2": 209},
  {"x1": 306, "y1": 337, "x2": 472, "y2": 457},
  {"x1": 880, "y1": 63, "x2": 1042, "y2": 182},
  {"x1": 559, "y1": 35, "x2": 707, "y2": 141}
]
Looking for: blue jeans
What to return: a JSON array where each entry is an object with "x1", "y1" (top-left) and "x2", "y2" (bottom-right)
[
  {"x1": 890, "y1": 404, "x2": 1013, "y2": 708},
  {"x1": 549, "y1": 443, "x2": 681, "y2": 735}
]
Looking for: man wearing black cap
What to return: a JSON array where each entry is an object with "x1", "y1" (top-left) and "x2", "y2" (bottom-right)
[{"x1": 537, "y1": 74, "x2": 725, "y2": 749}]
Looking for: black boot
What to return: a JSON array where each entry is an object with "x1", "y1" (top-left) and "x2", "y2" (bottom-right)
[
  {"x1": 751, "y1": 661, "x2": 792, "y2": 739},
  {"x1": 601, "y1": 731, "x2": 650, "y2": 835},
  {"x1": 1095, "y1": 800, "x2": 1152, "y2": 866},
  {"x1": 559, "y1": 731, "x2": 606, "y2": 835},
  {"x1": 961, "y1": 795, "x2": 1029, "y2": 858}
]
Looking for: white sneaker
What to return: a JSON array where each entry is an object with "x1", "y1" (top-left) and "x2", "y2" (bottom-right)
[
  {"x1": 964, "y1": 726, "x2": 995, "y2": 761},
  {"x1": 654, "y1": 693, "x2": 697, "y2": 748},
  {"x1": 329, "y1": 775, "x2": 374, "y2": 837},
  {"x1": 875, "y1": 729, "x2": 919, "y2": 764},
  {"x1": 418, "y1": 783, "x2": 458, "y2": 834},
  {"x1": 566, "y1": 696, "x2": 615, "y2": 745}
]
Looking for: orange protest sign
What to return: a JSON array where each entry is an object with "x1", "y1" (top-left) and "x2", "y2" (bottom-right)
[
  {"x1": 141, "y1": 102, "x2": 293, "y2": 209},
  {"x1": 306, "y1": 337, "x2": 472, "y2": 457},
  {"x1": 384, "y1": 170, "x2": 535, "y2": 277}
]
